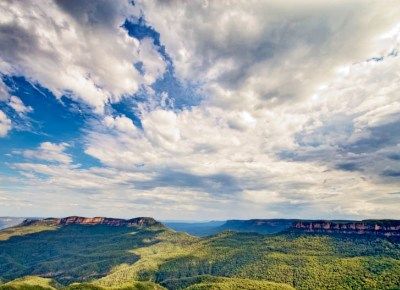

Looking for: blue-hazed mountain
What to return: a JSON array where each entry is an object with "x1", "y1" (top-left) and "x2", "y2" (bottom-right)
[
  {"x1": 166, "y1": 219, "x2": 295, "y2": 236},
  {"x1": 218, "y1": 219, "x2": 295, "y2": 234},
  {"x1": 0, "y1": 217, "x2": 26, "y2": 230},
  {"x1": 167, "y1": 218, "x2": 400, "y2": 237},
  {"x1": 164, "y1": 220, "x2": 225, "y2": 236}
]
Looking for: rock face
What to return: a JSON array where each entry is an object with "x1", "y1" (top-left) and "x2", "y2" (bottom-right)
[
  {"x1": 293, "y1": 220, "x2": 400, "y2": 236},
  {"x1": 58, "y1": 216, "x2": 161, "y2": 227},
  {"x1": 20, "y1": 218, "x2": 59, "y2": 227},
  {"x1": 19, "y1": 216, "x2": 161, "y2": 228}
]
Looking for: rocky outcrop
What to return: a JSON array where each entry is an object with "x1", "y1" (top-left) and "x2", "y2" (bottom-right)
[
  {"x1": 19, "y1": 216, "x2": 162, "y2": 228},
  {"x1": 58, "y1": 216, "x2": 161, "y2": 227},
  {"x1": 293, "y1": 220, "x2": 400, "y2": 236},
  {"x1": 20, "y1": 218, "x2": 59, "y2": 227}
]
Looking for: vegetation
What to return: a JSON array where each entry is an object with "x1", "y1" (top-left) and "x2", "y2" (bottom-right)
[
  {"x1": 0, "y1": 276, "x2": 60, "y2": 290},
  {"x1": 162, "y1": 275, "x2": 293, "y2": 290},
  {"x1": 0, "y1": 224, "x2": 56, "y2": 241},
  {"x1": 0, "y1": 223, "x2": 399, "y2": 289}
]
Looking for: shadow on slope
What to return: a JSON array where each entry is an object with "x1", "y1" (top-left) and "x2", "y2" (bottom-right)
[{"x1": 0, "y1": 224, "x2": 164, "y2": 285}]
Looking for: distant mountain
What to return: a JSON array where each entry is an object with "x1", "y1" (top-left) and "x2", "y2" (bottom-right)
[
  {"x1": 218, "y1": 219, "x2": 295, "y2": 234},
  {"x1": 165, "y1": 219, "x2": 294, "y2": 236},
  {"x1": 0, "y1": 217, "x2": 26, "y2": 230},
  {"x1": 164, "y1": 220, "x2": 225, "y2": 236},
  {"x1": 166, "y1": 219, "x2": 400, "y2": 237}
]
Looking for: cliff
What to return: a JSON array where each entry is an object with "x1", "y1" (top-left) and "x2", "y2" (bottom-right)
[
  {"x1": 293, "y1": 220, "x2": 400, "y2": 236},
  {"x1": 19, "y1": 216, "x2": 162, "y2": 228}
]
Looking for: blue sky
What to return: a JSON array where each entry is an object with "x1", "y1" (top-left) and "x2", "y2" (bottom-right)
[{"x1": 0, "y1": 0, "x2": 399, "y2": 220}]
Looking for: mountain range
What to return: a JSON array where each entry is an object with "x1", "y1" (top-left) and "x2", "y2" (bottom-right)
[{"x1": 0, "y1": 216, "x2": 399, "y2": 289}]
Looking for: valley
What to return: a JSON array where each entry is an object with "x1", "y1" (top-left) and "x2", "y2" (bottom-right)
[{"x1": 0, "y1": 217, "x2": 399, "y2": 289}]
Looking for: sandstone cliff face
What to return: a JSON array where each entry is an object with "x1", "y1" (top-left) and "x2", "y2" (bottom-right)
[
  {"x1": 293, "y1": 220, "x2": 400, "y2": 236},
  {"x1": 20, "y1": 218, "x2": 59, "y2": 227},
  {"x1": 20, "y1": 216, "x2": 161, "y2": 228},
  {"x1": 58, "y1": 216, "x2": 160, "y2": 227}
]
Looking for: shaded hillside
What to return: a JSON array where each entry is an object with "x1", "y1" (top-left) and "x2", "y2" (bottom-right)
[{"x1": 0, "y1": 218, "x2": 168, "y2": 284}]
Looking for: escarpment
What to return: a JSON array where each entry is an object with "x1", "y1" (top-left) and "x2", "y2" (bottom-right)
[
  {"x1": 19, "y1": 216, "x2": 162, "y2": 228},
  {"x1": 293, "y1": 220, "x2": 400, "y2": 236}
]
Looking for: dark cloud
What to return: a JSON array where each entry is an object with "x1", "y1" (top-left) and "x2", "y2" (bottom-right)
[
  {"x1": 55, "y1": 0, "x2": 128, "y2": 27},
  {"x1": 387, "y1": 153, "x2": 400, "y2": 161},
  {"x1": 335, "y1": 162, "x2": 361, "y2": 172},
  {"x1": 0, "y1": 24, "x2": 41, "y2": 64},
  {"x1": 134, "y1": 169, "x2": 242, "y2": 195},
  {"x1": 344, "y1": 121, "x2": 400, "y2": 154},
  {"x1": 381, "y1": 170, "x2": 400, "y2": 178},
  {"x1": 278, "y1": 119, "x2": 400, "y2": 184}
]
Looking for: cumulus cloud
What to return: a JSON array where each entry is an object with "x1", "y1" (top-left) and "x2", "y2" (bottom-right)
[
  {"x1": 0, "y1": 109, "x2": 11, "y2": 136},
  {"x1": 21, "y1": 142, "x2": 72, "y2": 164},
  {"x1": 137, "y1": 0, "x2": 400, "y2": 109},
  {"x1": 77, "y1": 0, "x2": 400, "y2": 218},
  {"x1": 8, "y1": 95, "x2": 32, "y2": 114},
  {"x1": 1, "y1": 0, "x2": 400, "y2": 219},
  {"x1": 0, "y1": 78, "x2": 32, "y2": 116},
  {"x1": 0, "y1": 0, "x2": 166, "y2": 113},
  {"x1": 0, "y1": 78, "x2": 10, "y2": 101}
]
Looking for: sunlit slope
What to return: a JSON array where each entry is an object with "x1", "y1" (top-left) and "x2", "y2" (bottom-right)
[
  {"x1": 0, "y1": 276, "x2": 60, "y2": 290},
  {"x1": 0, "y1": 220, "x2": 400, "y2": 289},
  {"x1": 0, "y1": 277, "x2": 165, "y2": 290},
  {"x1": 163, "y1": 276, "x2": 294, "y2": 290}
]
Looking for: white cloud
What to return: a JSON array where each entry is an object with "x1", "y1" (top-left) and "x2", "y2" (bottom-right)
[
  {"x1": 0, "y1": 0, "x2": 166, "y2": 113},
  {"x1": 103, "y1": 115, "x2": 137, "y2": 135},
  {"x1": 0, "y1": 78, "x2": 32, "y2": 120},
  {"x1": 1, "y1": 0, "x2": 400, "y2": 219},
  {"x1": 79, "y1": 2, "x2": 400, "y2": 218},
  {"x1": 21, "y1": 142, "x2": 72, "y2": 164},
  {"x1": 8, "y1": 95, "x2": 32, "y2": 114},
  {"x1": 0, "y1": 109, "x2": 11, "y2": 136},
  {"x1": 143, "y1": 110, "x2": 181, "y2": 149},
  {"x1": 137, "y1": 0, "x2": 400, "y2": 110},
  {"x1": 0, "y1": 78, "x2": 10, "y2": 101}
]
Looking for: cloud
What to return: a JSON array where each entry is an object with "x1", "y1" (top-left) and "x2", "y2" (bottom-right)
[
  {"x1": 8, "y1": 95, "x2": 32, "y2": 114},
  {"x1": 133, "y1": 169, "x2": 242, "y2": 195},
  {"x1": 0, "y1": 78, "x2": 32, "y2": 117},
  {"x1": 1, "y1": 1, "x2": 400, "y2": 219},
  {"x1": 0, "y1": 109, "x2": 11, "y2": 136},
  {"x1": 137, "y1": 0, "x2": 400, "y2": 109},
  {"x1": 335, "y1": 163, "x2": 360, "y2": 172},
  {"x1": 0, "y1": 0, "x2": 166, "y2": 113},
  {"x1": 77, "y1": 1, "x2": 400, "y2": 219},
  {"x1": 0, "y1": 78, "x2": 10, "y2": 101},
  {"x1": 103, "y1": 115, "x2": 137, "y2": 134},
  {"x1": 382, "y1": 170, "x2": 400, "y2": 178},
  {"x1": 21, "y1": 142, "x2": 72, "y2": 164}
]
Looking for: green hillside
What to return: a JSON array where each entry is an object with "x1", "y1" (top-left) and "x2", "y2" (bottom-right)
[{"x1": 0, "y1": 221, "x2": 399, "y2": 289}]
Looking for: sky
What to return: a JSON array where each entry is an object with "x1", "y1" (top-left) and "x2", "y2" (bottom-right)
[{"x1": 0, "y1": 0, "x2": 399, "y2": 220}]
